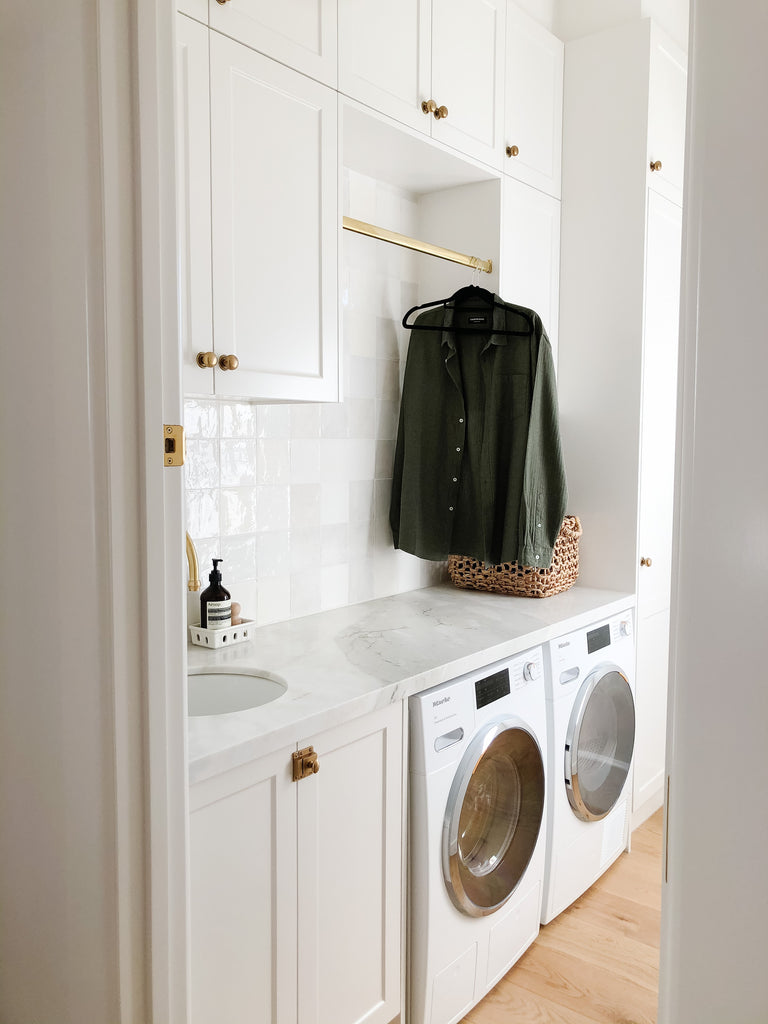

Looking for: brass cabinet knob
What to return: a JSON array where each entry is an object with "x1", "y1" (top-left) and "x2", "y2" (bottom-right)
[
  {"x1": 641, "y1": 556, "x2": 653, "y2": 567},
  {"x1": 421, "y1": 99, "x2": 437, "y2": 115},
  {"x1": 650, "y1": 160, "x2": 662, "y2": 172},
  {"x1": 506, "y1": 145, "x2": 520, "y2": 158},
  {"x1": 215, "y1": 0, "x2": 230, "y2": 5},
  {"x1": 434, "y1": 104, "x2": 448, "y2": 120},
  {"x1": 196, "y1": 351, "x2": 217, "y2": 368},
  {"x1": 218, "y1": 354, "x2": 239, "y2": 371}
]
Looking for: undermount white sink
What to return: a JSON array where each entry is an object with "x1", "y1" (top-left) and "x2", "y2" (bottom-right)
[{"x1": 188, "y1": 668, "x2": 287, "y2": 717}]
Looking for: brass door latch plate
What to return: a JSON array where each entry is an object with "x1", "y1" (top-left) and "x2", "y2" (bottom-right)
[
  {"x1": 163, "y1": 424, "x2": 185, "y2": 467},
  {"x1": 292, "y1": 746, "x2": 319, "y2": 781}
]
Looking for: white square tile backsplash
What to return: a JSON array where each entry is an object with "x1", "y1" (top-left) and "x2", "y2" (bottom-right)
[{"x1": 184, "y1": 170, "x2": 447, "y2": 627}]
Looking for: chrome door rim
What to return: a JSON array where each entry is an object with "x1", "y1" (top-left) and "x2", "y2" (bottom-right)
[
  {"x1": 442, "y1": 717, "x2": 545, "y2": 918},
  {"x1": 564, "y1": 663, "x2": 635, "y2": 822}
]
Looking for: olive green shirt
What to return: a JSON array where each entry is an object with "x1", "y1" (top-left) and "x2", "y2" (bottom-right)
[{"x1": 390, "y1": 296, "x2": 567, "y2": 568}]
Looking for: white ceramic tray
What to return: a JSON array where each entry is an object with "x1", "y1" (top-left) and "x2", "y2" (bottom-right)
[{"x1": 189, "y1": 619, "x2": 255, "y2": 649}]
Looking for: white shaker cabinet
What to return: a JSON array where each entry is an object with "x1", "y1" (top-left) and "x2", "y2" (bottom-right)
[
  {"x1": 189, "y1": 702, "x2": 404, "y2": 1024},
  {"x1": 175, "y1": 22, "x2": 340, "y2": 402},
  {"x1": 338, "y1": 0, "x2": 506, "y2": 168},
  {"x1": 208, "y1": 0, "x2": 337, "y2": 88},
  {"x1": 503, "y1": 3, "x2": 563, "y2": 199},
  {"x1": 557, "y1": 19, "x2": 686, "y2": 826}
]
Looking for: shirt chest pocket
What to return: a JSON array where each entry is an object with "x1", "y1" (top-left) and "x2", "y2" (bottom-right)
[{"x1": 496, "y1": 372, "x2": 532, "y2": 424}]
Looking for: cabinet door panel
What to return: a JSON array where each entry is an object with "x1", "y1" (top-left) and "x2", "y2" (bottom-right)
[
  {"x1": 648, "y1": 33, "x2": 687, "y2": 201},
  {"x1": 176, "y1": 14, "x2": 214, "y2": 395},
  {"x1": 431, "y1": 0, "x2": 506, "y2": 167},
  {"x1": 178, "y1": 0, "x2": 207, "y2": 23},
  {"x1": 504, "y1": 5, "x2": 563, "y2": 198},
  {"x1": 637, "y1": 190, "x2": 682, "y2": 617},
  {"x1": 633, "y1": 605, "x2": 670, "y2": 810},
  {"x1": 189, "y1": 748, "x2": 297, "y2": 1024},
  {"x1": 209, "y1": 0, "x2": 337, "y2": 88},
  {"x1": 210, "y1": 35, "x2": 339, "y2": 401},
  {"x1": 500, "y1": 177, "x2": 561, "y2": 366},
  {"x1": 297, "y1": 704, "x2": 403, "y2": 1024},
  {"x1": 338, "y1": 0, "x2": 430, "y2": 133}
]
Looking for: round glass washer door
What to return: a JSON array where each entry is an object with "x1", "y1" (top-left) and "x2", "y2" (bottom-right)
[
  {"x1": 442, "y1": 718, "x2": 545, "y2": 918},
  {"x1": 565, "y1": 664, "x2": 635, "y2": 822}
]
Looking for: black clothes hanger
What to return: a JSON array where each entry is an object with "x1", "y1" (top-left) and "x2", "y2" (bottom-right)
[{"x1": 401, "y1": 285, "x2": 533, "y2": 334}]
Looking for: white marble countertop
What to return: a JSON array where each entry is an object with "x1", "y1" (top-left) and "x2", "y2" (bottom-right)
[{"x1": 187, "y1": 581, "x2": 634, "y2": 785}]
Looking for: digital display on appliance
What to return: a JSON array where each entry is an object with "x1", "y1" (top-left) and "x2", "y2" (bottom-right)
[
  {"x1": 475, "y1": 668, "x2": 510, "y2": 709},
  {"x1": 587, "y1": 623, "x2": 611, "y2": 654}
]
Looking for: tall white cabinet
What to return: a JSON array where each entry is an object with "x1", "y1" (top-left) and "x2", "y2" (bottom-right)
[{"x1": 557, "y1": 19, "x2": 686, "y2": 825}]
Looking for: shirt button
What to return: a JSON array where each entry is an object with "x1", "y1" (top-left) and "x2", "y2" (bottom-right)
[
  {"x1": 535, "y1": 555, "x2": 540, "y2": 561},
  {"x1": 456, "y1": 446, "x2": 461, "y2": 452},
  {"x1": 459, "y1": 417, "x2": 464, "y2": 423},
  {"x1": 448, "y1": 506, "x2": 454, "y2": 511},
  {"x1": 537, "y1": 523, "x2": 542, "y2": 528},
  {"x1": 452, "y1": 477, "x2": 458, "y2": 482}
]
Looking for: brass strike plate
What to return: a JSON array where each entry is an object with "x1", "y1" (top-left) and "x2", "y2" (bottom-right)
[
  {"x1": 163, "y1": 424, "x2": 185, "y2": 467},
  {"x1": 292, "y1": 746, "x2": 320, "y2": 781}
]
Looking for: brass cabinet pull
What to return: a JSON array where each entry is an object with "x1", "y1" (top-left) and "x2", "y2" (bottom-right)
[
  {"x1": 421, "y1": 99, "x2": 448, "y2": 120},
  {"x1": 650, "y1": 160, "x2": 662, "y2": 172},
  {"x1": 218, "y1": 354, "x2": 240, "y2": 371},
  {"x1": 215, "y1": 0, "x2": 230, "y2": 5},
  {"x1": 641, "y1": 556, "x2": 653, "y2": 567},
  {"x1": 196, "y1": 351, "x2": 218, "y2": 368},
  {"x1": 292, "y1": 746, "x2": 320, "y2": 781},
  {"x1": 506, "y1": 145, "x2": 520, "y2": 158}
]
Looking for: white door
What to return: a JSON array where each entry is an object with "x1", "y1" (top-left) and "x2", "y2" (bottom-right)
[
  {"x1": 499, "y1": 177, "x2": 561, "y2": 365},
  {"x1": 209, "y1": 33, "x2": 339, "y2": 402},
  {"x1": 431, "y1": 0, "x2": 506, "y2": 167},
  {"x1": 189, "y1": 748, "x2": 298, "y2": 1024},
  {"x1": 175, "y1": 13, "x2": 214, "y2": 396},
  {"x1": 504, "y1": 4, "x2": 563, "y2": 198},
  {"x1": 338, "y1": 0, "x2": 430, "y2": 133},
  {"x1": 209, "y1": 0, "x2": 337, "y2": 88},
  {"x1": 297, "y1": 704, "x2": 403, "y2": 1024},
  {"x1": 647, "y1": 32, "x2": 687, "y2": 203}
]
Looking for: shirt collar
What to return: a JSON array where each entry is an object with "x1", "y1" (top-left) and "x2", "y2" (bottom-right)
[{"x1": 440, "y1": 293, "x2": 509, "y2": 353}]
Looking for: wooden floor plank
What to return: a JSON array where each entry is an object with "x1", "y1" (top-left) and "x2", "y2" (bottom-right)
[{"x1": 459, "y1": 813, "x2": 663, "y2": 1024}]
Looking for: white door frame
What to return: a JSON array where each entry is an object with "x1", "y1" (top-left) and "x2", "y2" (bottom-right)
[{"x1": 134, "y1": 1, "x2": 190, "y2": 1020}]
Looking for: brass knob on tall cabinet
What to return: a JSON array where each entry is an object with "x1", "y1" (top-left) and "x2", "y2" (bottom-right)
[
  {"x1": 196, "y1": 351, "x2": 217, "y2": 368},
  {"x1": 421, "y1": 99, "x2": 438, "y2": 115},
  {"x1": 506, "y1": 145, "x2": 520, "y2": 158},
  {"x1": 641, "y1": 556, "x2": 653, "y2": 567},
  {"x1": 215, "y1": 0, "x2": 230, "y2": 5},
  {"x1": 650, "y1": 160, "x2": 663, "y2": 172},
  {"x1": 434, "y1": 105, "x2": 449, "y2": 120},
  {"x1": 218, "y1": 354, "x2": 239, "y2": 371}
]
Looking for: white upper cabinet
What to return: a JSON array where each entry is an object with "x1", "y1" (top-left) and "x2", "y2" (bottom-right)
[
  {"x1": 209, "y1": 0, "x2": 338, "y2": 88},
  {"x1": 209, "y1": 33, "x2": 339, "y2": 402},
  {"x1": 504, "y1": 3, "x2": 563, "y2": 198},
  {"x1": 339, "y1": 0, "x2": 506, "y2": 168},
  {"x1": 178, "y1": 0, "x2": 207, "y2": 23},
  {"x1": 647, "y1": 30, "x2": 687, "y2": 202},
  {"x1": 430, "y1": 0, "x2": 506, "y2": 167},
  {"x1": 176, "y1": 14, "x2": 214, "y2": 397},
  {"x1": 338, "y1": 0, "x2": 430, "y2": 133}
]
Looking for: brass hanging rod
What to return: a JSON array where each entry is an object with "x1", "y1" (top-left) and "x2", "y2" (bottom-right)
[{"x1": 342, "y1": 216, "x2": 493, "y2": 275}]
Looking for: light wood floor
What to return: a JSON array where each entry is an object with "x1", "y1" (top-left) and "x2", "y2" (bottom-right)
[{"x1": 463, "y1": 809, "x2": 664, "y2": 1024}]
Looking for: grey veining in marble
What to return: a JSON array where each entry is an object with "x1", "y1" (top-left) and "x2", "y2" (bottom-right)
[{"x1": 187, "y1": 582, "x2": 634, "y2": 785}]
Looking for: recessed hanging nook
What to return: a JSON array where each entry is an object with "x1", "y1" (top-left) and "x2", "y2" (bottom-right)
[{"x1": 342, "y1": 216, "x2": 493, "y2": 275}]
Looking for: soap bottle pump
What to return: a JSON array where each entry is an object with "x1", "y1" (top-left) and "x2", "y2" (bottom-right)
[{"x1": 200, "y1": 558, "x2": 232, "y2": 629}]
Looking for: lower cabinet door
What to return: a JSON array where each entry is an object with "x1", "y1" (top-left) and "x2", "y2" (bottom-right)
[
  {"x1": 189, "y1": 745, "x2": 298, "y2": 1024},
  {"x1": 297, "y1": 703, "x2": 404, "y2": 1024}
]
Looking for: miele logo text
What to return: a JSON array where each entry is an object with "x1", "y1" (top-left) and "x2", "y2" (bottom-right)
[
  {"x1": 558, "y1": 641, "x2": 570, "y2": 649},
  {"x1": 432, "y1": 696, "x2": 451, "y2": 707}
]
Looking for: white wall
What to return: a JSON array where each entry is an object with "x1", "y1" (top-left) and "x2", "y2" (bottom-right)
[
  {"x1": 0, "y1": 2, "x2": 147, "y2": 1022},
  {"x1": 660, "y1": 1, "x2": 768, "y2": 1020}
]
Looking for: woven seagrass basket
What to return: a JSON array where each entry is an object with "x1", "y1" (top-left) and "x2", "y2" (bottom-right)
[{"x1": 448, "y1": 515, "x2": 582, "y2": 599}]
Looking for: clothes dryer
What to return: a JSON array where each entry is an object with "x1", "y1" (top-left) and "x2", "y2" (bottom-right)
[
  {"x1": 541, "y1": 610, "x2": 636, "y2": 924},
  {"x1": 409, "y1": 648, "x2": 548, "y2": 1024}
]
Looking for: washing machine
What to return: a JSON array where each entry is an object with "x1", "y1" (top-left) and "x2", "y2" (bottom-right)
[
  {"x1": 409, "y1": 646, "x2": 548, "y2": 1024},
  {"x1": 541, "y1": 609, "x2": 636, "y2": 925}
]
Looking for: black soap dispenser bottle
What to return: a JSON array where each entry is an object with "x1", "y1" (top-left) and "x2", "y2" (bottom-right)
[{"x1": 200, "y1": 558, "x2": 232, "y2": 629}]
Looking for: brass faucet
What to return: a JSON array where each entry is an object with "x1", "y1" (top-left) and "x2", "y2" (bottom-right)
[{"x1": 186, "y1": 532, "x2": 201, "y2": 592}]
